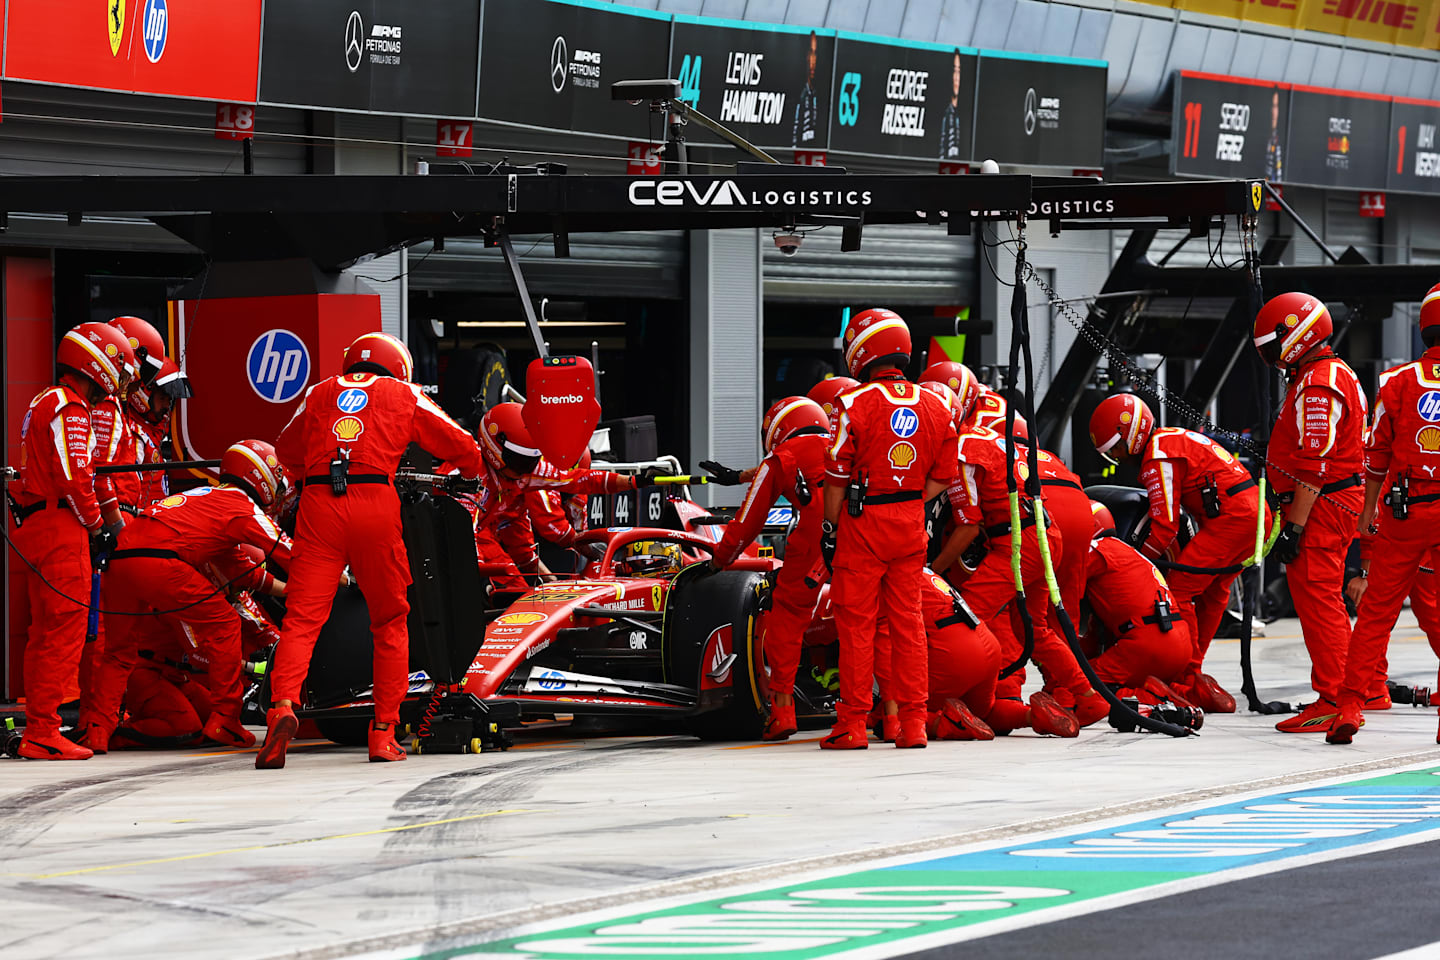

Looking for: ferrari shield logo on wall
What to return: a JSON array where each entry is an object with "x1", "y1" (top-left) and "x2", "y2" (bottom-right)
[{"x1": 108, "y1": 0, "x2": 126, "y2": 56}]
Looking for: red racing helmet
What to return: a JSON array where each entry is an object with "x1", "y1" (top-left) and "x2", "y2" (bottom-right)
[
  {"x1": 108, "y1": 315, "x2": 166, "y2": 385},
  {"x1": 921, "y1": 361, "x2": 980, "y2": 427},
  {"x1": 761, "y1": 396, "x2": 830, "y2": 452},
  {"x1": 842, "y1": 308, "x2": 911, "y2": 380},
  {"x1": 1253, "y1": 292, "x2": 1332, "y2": 368},
  {"x1": 343, "y1": 332, "x2": 413, "y2": 382},
  {"x1": 221, "y1": 439, "x2": 288, "y2": 511},
  {"x1": 806, "y1": 376, "x2": 860, "y2": 425},
  {"x1": 1088, "y1": 394, "x2": 1155, "y2": 464},
  {"x1": 58, "y1": 322, "x2": 137, "y2": 396},
  {"x1": 127, "y1": 355, "x2": 193, "y2": 424},
  {"x1": 1422, "y1": 282, "x2": 1440, "y2": 339},
  {"x1": 480, "y1": 402, "x2": 541, "y2": 475},
  {"x1": 919, "y1": 380, "x2": 963, "y2": 433},
  {"x1": 1090, "y1": 500, "x2": 1117, "y2": 535}
]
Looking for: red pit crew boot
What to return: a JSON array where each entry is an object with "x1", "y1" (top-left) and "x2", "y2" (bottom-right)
[
  {"x1": 1028, "y1": 691, "x2": 1079, "y2": 738},
  {"x1": 929, "y1": 699, "x2": 995, "y2": 741},
  {"x1": 203, "y1": 713, "x2": 257, "y2": 749},
  {"x1": 1365, "y1": 688, "x2": 1393, "y2": 711},
  {"x1": 1072, "y1": 690, "x2": 1111, "y2": 728},
  {"x1": 1188, "y1": 673, "x2": 1237, "y2": 714},
  {"x1": 820, "y1": 722, "x2": 869, "y2": 750},
  {"x1": 255, "y1": 704, "x2": 298, "y2": 769},
  {"x1": 1326, "y1": 701, "x2": 1364, "y2": 745},
  {"x1": 762, "y1": 700, "x2": 798, "y2": 742},
  {"x1": 895, "y1": 716, "x2": 928, "y2": 748},
  {"x1": 76, "y1": 721, "x2": 114, "y2": 755},
  {"x1": 1276, "y1": 699, "x2": 1340, "y2": 734},
  {"x1": 368, "y1": 722, "x2": 407, "y2": 762},
  {"x1": 18, "y1": 731, "x2": 93, "y2": 761}
]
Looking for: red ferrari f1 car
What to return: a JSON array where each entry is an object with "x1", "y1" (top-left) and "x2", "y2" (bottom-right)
[{"x1": 272, "y1": 474, "x2": 840, "y2": 751}]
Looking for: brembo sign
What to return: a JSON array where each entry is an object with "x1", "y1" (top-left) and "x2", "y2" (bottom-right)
[{"x1": 628, "y1": 179, "x2": 874, "y2": 207}]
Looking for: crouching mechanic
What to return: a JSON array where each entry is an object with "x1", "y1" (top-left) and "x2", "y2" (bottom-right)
[
  {"x1": 1328, "y1": 287, "x2": 1440, "y2": 745},
  {"x1": 922, "y1": 572, "x2": 1079, "y2": 740},
  {"x1": 79, "y1": 440, "x2": 292, "y2": 751},
  {"x1": 1254, "y1": 292, "x2": 1368, "y2": 734},
  {"x1": 109, "y1": 545, "x2": 283, "y2": 748},
  {"x1": 1083, "y1": 502, "x2": 1194, "y2": 699},
  {"x1": 261, "y1": 332, "x2": 487, "y2": 768},
  {"x1": 823, "y1": 308, "x2": 958, "y2": 749},
  {"x1": 708, "y1": 397, "x2": 830, "y2": 741},
  {"x1": 1089, "y1": 393, "x2": 1263, "y2": 713},
  {"x1": 9, "y1": 323, "x2": 136, "y2": 759},
  {"x1": 932, "y1": 426, "x2": 1107, "y2": 727}
]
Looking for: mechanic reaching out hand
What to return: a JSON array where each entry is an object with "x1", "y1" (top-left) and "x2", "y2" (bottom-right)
[
  {"x1": 699, "y1": 377, "x2": 861, "y2": 488},
  {"x1": 1253, "y1": 293, "x2": 1368, "y2": 735},
  {"x1": 822, "y1": 308, "x2": 957, "y2": 750},
  {"x1": 80, "y1": 447, "x2": 291, "y2": 752},
  {"x1": 8, "y1": 323, "x2": 136, "y2": 760},
  {"x1": 1088, "y1": 393, "x2": 1264, "y2": 714},
  {"x1": 1328, "y1": 287, "x2": 1440, "y2": 745},
  {"x1": 260, "y1": 333, "x2": 486, "y2": 769},
  {"x1": 708, "y1": 397, "x2": 830, "y2": 741}
]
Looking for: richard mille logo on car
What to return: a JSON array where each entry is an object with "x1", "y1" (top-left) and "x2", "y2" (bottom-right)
[
  {"x1": 628, "y1": 179, "x2": 874, "y2": 207},
  {"x1": 344, "y1": 9, "x2": 401, "y2": 73},
  {"x1": 550, "y1": 35, "x2": 602, "y2": 94}
]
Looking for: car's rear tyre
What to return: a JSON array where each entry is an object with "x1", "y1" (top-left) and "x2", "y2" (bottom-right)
[{"x1": 315, "y1": 716, "x2": 370, "y2": 747}]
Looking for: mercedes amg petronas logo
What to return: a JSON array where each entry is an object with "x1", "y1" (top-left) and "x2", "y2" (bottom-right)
[
  {"x1": 550, "y1": 36, "x2": 568, "y2": 94},
  {"x1": 1023, "y1": 88, "x2": 1037, "y2": 137},
  {"x1": 345, "y1": 10, "x2": 363, "y2": 73}
]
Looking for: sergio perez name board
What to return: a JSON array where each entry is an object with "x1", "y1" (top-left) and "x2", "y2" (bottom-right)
[{"x1": 1173, "y1": 71, "x2": 1289, "y2": 181}]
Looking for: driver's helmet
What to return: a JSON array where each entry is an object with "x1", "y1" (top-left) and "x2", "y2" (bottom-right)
[{"x1": 619, "y1": 540, "x2": 682, "y2": 576}]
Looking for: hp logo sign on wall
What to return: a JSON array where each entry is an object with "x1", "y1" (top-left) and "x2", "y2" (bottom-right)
[
  {"x1": 345, "y1": 10, "x2": 364, "y2": 72},
  {"x1": 142, "y1": 0, "x2": 167, "y2": 63},
  {"x1": 247, "y1": 330, "x2": 310, "y2": 403}
]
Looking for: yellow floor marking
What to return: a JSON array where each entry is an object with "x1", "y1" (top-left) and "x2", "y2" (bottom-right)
[
  {"x1": 10, "y1": 808, "x2": 537, "y2": 880},
  {"x1": 724, "y1": 736, "x2": 826, "y2": 750}
]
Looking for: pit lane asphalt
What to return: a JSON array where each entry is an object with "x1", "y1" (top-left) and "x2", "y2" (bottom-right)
[{"x1": 1, "y1": 614, "x2": 1437, "y2": 960}]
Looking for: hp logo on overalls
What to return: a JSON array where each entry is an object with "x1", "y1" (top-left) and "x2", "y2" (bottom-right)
[
  {"x1": 246, "y1": 330, "x2": 310, "y2": 403},
  {"x1": 337, "y1": 388, "x2": 369, "y2": 413},
  {"x1": 1419, "y1": 391, "x2": 1440, "y2": 423},
  {"x1": 890, "y1": 408, "x2": 919, "y2": 438}
]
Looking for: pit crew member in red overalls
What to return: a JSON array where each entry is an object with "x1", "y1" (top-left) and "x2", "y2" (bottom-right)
[
  {"x1": 921, "y1": 571, "x2": 1079, "y2": 739},
  {"x1": 8, "y1": 323, "x2": 136, "y2": 759},
  {"x1": 1254, "y1": 293, "x2": 1368, "y2": 733},
  {"x1": 698, "y1": 377, "x2": 862, "y2": 489},
  {"x1": 261, "y1": 333, "x2": 487, "y2": 768},
  {"x1": 709, "y1": 397, "x2": 829, "y2": 741},
  {"x1": 1088, "y1": 393, "x2": 1263, "y2": 714},
  {"x1": 1083, "y1": 501, "x2": 1194, "y2": 697},
  {"x1": 1328, "y1": 289, "x2": 1440, "y2": 744},
  {"x1": 932, "y1": 426, "x2": 1105, "y2": 727},
  {"x1": 92, "y1": 316, "x2": 178, "y2": 518},
  {"x1": 107, "y1": 545, "x2": 282, "y2": 748},
  {"x1": 1343, "y1": 533, "x2": 1436, "y2": 708},
  {"x1": 823, "y1": 308, "x2": 958, "y2": 749},
  {"x1": 81, "y1": 440, "x2": 292, "y2": 751}
]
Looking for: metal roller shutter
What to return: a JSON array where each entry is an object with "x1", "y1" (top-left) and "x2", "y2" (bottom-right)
[
  {"x1": 0, "y1": 84, "x2": 309, "y2": 252},
  {"x1": 762, "y1": 222, "x2": 975, "y2": 305},
  {"x1": 1323, "y1": 192, "x2": 1382, "y2": 264},
  {"x1": 406, "y1": 232, "x2": 686, "y2": 299}
]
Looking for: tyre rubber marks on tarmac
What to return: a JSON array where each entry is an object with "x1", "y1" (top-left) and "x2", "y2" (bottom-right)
[{"x1": 369, "y1": 764, "x2": 1440, "y2": 960}]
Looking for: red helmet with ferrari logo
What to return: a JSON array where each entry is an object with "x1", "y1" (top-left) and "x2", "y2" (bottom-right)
[
  {"x1": 806, "y1": 376, "x2": 860, "y2": 425},
  {"x1": 761, "y1": 397, "x2": 829, "y2": 452},
  {"x1": 479, "y1": 402, "x2": 541, "y2": 476},
  {"x1": 919, "y1": 380, "x2": 963, "y2": 432},
  {"x1": 343, "y1": 332, "x2": 413, "y2": 382},
  {"x1": 921, "y1": 360, "x2": 980, "y2": 426},
  {"x1": 1088, "y1": 393, "x2": 1155, "y2": 465},
  {"x1": 108, "y1": 315, "x2": 166, "y2": 385},
  {"x1": 842, "y1": 308, "x2": 911, "y2": 380},
  {"x1": 221, "y1": 439, "x2": 288, "y2": 512},
  {"x1": 58, "y1": 322, "x2": 137, "y2": 396},
  {"x1": 1253, "y1": 292, "x2": 1332, "y2": 368}
]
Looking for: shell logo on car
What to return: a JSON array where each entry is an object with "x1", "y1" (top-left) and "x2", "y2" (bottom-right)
[{"x1": 494, "y1": 611, "x2": 547, "y2": 627}]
